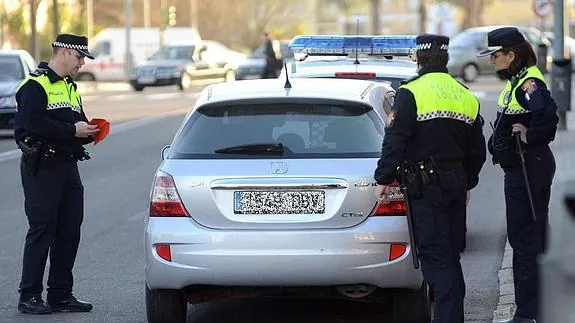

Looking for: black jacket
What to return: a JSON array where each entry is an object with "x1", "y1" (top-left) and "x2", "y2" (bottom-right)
[
  {"x1": 374, "y1": 67, "x2": 487, "y2": 190},
  {"x1": 488, "y1": 75, "x2": 558, "y2": 167},
  {"x1": 14, "y1": 62, "x2": 92, "y2": 153}
]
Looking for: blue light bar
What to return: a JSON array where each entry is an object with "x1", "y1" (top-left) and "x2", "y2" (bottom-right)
[{"x1": 288, "y1": 35, "x2": 417, "y2": 56}]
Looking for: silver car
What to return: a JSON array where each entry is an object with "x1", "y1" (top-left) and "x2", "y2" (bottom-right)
[
  {"x1": 145, "y1": 78, "x2": 430, "y2": 322},
  {"x1": 448, "y1": 25, "x2": 551, "y2": 82}
]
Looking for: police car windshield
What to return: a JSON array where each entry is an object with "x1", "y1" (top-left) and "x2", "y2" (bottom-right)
[
  {"x1": 0, "y1": 56, "x2": 24, "y2": 81},
  {"x1": 149, "y1": 45, "x2": 195, "y2": 60}
]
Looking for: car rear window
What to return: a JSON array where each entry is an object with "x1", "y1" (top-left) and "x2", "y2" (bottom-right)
[
  {"x1": 0, "y1": 56, "x2": 24, "y2": 80},
  {"x1": 169, "y1": 103, "x2": 384, "y2": 159}
]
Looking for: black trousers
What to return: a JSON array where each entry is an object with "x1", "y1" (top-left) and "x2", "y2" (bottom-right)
[
  {"x1": 503, "y1": 146, "x2": 555, "y2": 319},
  {"x1": 410, "y1": 167, "x2": 467, "y2": 323},
  {"x1": 19, "y1": 156, "x2": 84, "y2": 302}
]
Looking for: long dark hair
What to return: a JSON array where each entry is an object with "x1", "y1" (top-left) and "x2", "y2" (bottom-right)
[
  {"x1": 501, "y1": 41, "x2": 537, "y2": 75},
  {"x1": 416, "y1": 49, "x2": 448, "y2": 70}
]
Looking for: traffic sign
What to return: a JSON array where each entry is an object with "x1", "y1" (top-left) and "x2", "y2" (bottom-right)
[{"x1": 533, "y1": 0, "x2": 553, "y2": 18}]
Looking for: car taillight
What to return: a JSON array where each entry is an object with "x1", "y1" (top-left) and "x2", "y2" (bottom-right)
[
  {"x1": 389, "y1": 243, "x2": 406, "y2": 261},
  {"x1": 372, "y1": 184, "x2": 406, "y2": 216},
  {"x1": 335, "y1": 72, "x2": 376, "y2": 78},
  {"x1": 155, "y1": 244, "x2": 172, "y2": 262},
  {"x1": 149, "y1": 171, "x2": 188, "y2": 217}
]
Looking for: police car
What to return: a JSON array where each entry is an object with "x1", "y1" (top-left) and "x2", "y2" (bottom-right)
[
  {"x1": 283, "y1": 35, "x2": 418, "y2": 91},
  {"x1": 145, "y1": 76, "x2": 431, "y2": 322}
]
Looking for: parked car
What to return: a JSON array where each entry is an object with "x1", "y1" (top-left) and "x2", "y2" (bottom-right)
[
  {"x1": 79, "y1": 27, "x2": 201, "y2": 82},
  {"x1": 0, "y1": 49, "x2": 37, "y2": 130},
  {"x1": 235, "y1": 40, "x2": 295, "y2": 80},
  {"x1": 129, "y1": 40, "x2": 245, "y2": 91},
  {"x1": 448, "y1": 25, "x2": 551, "y2": 82},
  {"x1": 145, "y1": 78, "x2": 430, "y2": 323}
]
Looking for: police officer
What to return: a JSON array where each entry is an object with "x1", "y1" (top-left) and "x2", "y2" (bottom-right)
[
  {"x1": 374, "y1": 34, "x2": 487, "y2": 323},
  {"x1": 477, "y1": 27, "x2": 558, "y2": 323},
  {"x1": 15, "y1": 34, "x2": 100, "y2": 314}
]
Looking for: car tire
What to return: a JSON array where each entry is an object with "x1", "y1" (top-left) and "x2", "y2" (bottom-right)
[
  {"x1": 179, "y1": 73, "x2": 192, "y2": 91},
  {"x1": 145, "y1": 285, "x2": 187, "y2": 323},
  {"x1": 461, "y1": 63, "x2": 479, "y2": 83},
  {"x1": 392, "y1": 282, "x2": 432, "y2": 323},
  {"x1": 133, "y1": 84, "x2": 145, "y2": 92},
  {"x1": 76, "y1": 72, "x2": 96, "y2": 82}
]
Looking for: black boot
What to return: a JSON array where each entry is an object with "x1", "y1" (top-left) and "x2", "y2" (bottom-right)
[
  {"x1": 48, "y1": 295, "x2": 93, "y2": 312},
  {"x1": 18, "y1": 296, "x2": 52, "y2": 314}
]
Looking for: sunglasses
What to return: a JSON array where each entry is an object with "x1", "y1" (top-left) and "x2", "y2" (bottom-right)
[{"x1": 490, "y1": 52, "x2": 504, "y2": 59}]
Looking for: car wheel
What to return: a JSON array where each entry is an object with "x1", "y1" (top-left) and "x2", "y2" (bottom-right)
[
  {"x1": 461, "y1": 64, "x2": 479, "y2": 83},
  {"x1": 133, "y1": 84, "x2": 145, "y2": 92},
  {"x1": 392, "y1": 282, "x2": 432, "y2": 323},
  {"x1": 179, "y1": 73, "x2": 192, "y2": 91},
  {"x1": 145, "y1": 285, "x2": 187, "y2": 323},
  {"x1": 225, "y1": 70, "x2": 236, "y2": 82}
]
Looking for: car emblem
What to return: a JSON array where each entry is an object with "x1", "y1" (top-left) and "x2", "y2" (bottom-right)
[{"x1": 271, "y1": 162, "x2": 288, "y2": 174}]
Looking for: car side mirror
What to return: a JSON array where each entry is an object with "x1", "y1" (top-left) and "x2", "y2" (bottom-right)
[{"x1": 161, "y1": 145, "x2": 171, "y2": 160}]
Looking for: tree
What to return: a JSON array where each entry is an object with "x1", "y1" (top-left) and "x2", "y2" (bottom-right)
[{"x1": 52, "y1": 0, "x2": 59, "y2": 39}]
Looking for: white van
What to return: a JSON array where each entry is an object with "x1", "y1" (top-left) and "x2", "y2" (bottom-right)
[{"x1": 78, "y1": 27, "x2": 201, "y2": 82}]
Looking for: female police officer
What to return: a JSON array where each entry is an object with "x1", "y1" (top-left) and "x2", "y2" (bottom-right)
[{"x1": 477, "y1": 27, "x2": 558, "y2": 323}]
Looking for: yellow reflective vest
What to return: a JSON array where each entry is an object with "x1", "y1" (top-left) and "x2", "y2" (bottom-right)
[
  {"x1": 18, "y1": 71, "x2": 83, "y2": 114},
  {"x1": 399, "y1": 72, "x2": 479, "y2": 125},
  {"x1": 497, "y1": 66, "x2": 545, "y2": 115}
]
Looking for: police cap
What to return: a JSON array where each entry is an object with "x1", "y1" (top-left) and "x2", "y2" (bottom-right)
[
  {"x1": 416, "y1": 34, "x2": 449, "y2": 52},
  {"x1": 52, "y1": 34, "x2": 95, "y2": 60},
  {"x1": 477, "y1": 27, "x2": 526, "y2": 57}
]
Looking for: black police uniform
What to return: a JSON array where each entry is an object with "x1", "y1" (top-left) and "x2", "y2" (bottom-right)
[
  {"x1": 478, "y1": 27, "x2": 558, "y2": 322},
  {"x1": 15, "y1": 34, "x2": 95, "y2": 313},
  {"x1": 374, "y1": 35, "x2": 487, "y2": 323}
]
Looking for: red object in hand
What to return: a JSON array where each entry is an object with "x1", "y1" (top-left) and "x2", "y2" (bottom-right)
[{"x1": 89, "y1": 118, "x2": 110, "y2": 145}]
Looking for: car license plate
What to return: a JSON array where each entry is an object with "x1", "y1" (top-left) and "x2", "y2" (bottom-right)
[
  {"x1": 234, "y1": 191, "x2": 325, "y2": 215},
  {"x1": 137, "y1": 76, "x2": 156, "y2": 84}
]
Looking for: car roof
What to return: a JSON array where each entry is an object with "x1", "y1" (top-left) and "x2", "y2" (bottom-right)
[
  {"x1": 0, "y1": 49, "x2": 28, "y2": 56},
  {"x1": 289, "y1": 57, "x2": 417, "y2": 79},
  {"x1": 196, "y1": 78, "x2": 390, "y2": 106}
]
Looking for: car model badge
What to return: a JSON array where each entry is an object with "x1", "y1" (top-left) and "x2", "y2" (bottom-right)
[{"x1": 271, "y1": 162, "x2": 288, "y2": 174}]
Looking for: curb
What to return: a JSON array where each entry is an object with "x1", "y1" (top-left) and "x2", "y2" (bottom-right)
[
  {"x1": 76, "y1": 81, "x2": 132, "y2": 94},
  {"x1": 492, "y1": 239, "x2": 515, "y2": 322}
]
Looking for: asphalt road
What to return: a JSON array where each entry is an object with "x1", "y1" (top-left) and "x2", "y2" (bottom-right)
[{"x1": 0, "y1": 78, "x2": 508, "y2": 322}]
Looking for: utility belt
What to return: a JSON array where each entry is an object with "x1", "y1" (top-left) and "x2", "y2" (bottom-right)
[
  {"x1": 400, "y1": 158, "x2": 463, "y2": 199},
  {"x1": 18, "y1": 137, "x2": 90, "y2": 175}
]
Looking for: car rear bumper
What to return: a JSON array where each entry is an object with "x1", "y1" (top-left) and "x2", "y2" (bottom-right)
[{"x1": 145, "y1": 216, "x2": 422, "y2": 290}]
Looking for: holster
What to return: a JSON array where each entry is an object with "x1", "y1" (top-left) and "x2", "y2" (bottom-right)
[{"x1": 17, "y1": 137, "x2": 43, "y2": 176}]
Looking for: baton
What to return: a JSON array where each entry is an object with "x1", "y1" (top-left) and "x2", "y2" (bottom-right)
[{"x1": 515, "y1": 133, "x2": 537, "y2": 222}]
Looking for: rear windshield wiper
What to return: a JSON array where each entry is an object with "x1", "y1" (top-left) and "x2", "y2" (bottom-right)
[{"x1": 214, "y1": 143, "x2": 284, "y2": 155}]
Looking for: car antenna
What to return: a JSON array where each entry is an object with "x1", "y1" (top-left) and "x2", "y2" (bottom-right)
[
  {"x1": 354, "y1": 19, "x2": 360, "y2": 65},
  {"x1": 284, "y1": 63, "x2": 292, "y2": 89}
]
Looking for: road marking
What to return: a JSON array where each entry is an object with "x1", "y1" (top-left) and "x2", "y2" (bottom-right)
[
  {"x1": 472, "y1": 91, "x2": 486, "y2": 99},
  {"x1": 0, "y1": 105, "x2": 192, "y2": 164},
  {"x1": 148, "y1": 93, "x2": 180, "y2": 100},
  {"x1": 128, "y1": 210, "x2": 148, "y2": 222}
]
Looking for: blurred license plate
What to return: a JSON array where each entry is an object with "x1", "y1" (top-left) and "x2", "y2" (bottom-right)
[
  {"x1": 137, "y1": 76, "x2": 156, "y2": 84},
  {"x1": 234, "y1": 191, "x2": 325, "y2": 215}
]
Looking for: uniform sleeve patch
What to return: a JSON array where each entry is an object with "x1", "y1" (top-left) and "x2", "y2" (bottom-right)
[{"x1": 522, "y1": 79, "x2": 538, "y2": 95}]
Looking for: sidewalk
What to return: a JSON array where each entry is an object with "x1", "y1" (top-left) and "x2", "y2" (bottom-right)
[
  {"x1": 76, "y1": 81, "x2": 132, "y2": 94},
  {"x1": 492, "y1": 113, "x2": 575, "y2": 322}
]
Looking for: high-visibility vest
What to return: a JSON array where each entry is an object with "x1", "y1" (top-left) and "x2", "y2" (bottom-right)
[
  {"x1": 18, "y1": 71, "x2": 83, "y2": 114},
  {"x1": 497, "y1": 66, "x2": 545, "y2": 115},
  {"x1": 400, "y1": 72, "x2": 480, "y2": 125}
]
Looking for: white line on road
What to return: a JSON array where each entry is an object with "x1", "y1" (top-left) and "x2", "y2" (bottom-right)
[
  {"x1": 148, "y1": 93, "x2": 181, "y2": 100},
  {"x1": 0, "y1": 106, "x2": 192, "y2": 164},
  {"x1": 128, "y1": 210, "x2": 148, "y2": 222}
]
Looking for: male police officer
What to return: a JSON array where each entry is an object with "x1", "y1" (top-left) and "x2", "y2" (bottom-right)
[
  {"x1": 374, "y1": 34, "x2": 486, "y2": 323},
  {"x1": 15, "y1": 34, "x2": 99, "y2": 314}
]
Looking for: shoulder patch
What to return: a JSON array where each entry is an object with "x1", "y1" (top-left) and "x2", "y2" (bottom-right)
[{"x1": 521, "y1": 79, "x2": 538, "y2": 95}]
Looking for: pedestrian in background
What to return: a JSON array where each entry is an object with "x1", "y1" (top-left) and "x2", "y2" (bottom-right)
[
  {"x1": 374, "y1": 34, "x2": 486, "y2": 323},
  {"x1": 477, "y1": 27, "x2": 558, "y2": 323},
  {"x1": 260, "y1": 31, "x2": 279, "y2": 78},
  {"x1": 14, "y1": 33, "x2": 99, "y2": 315}
]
